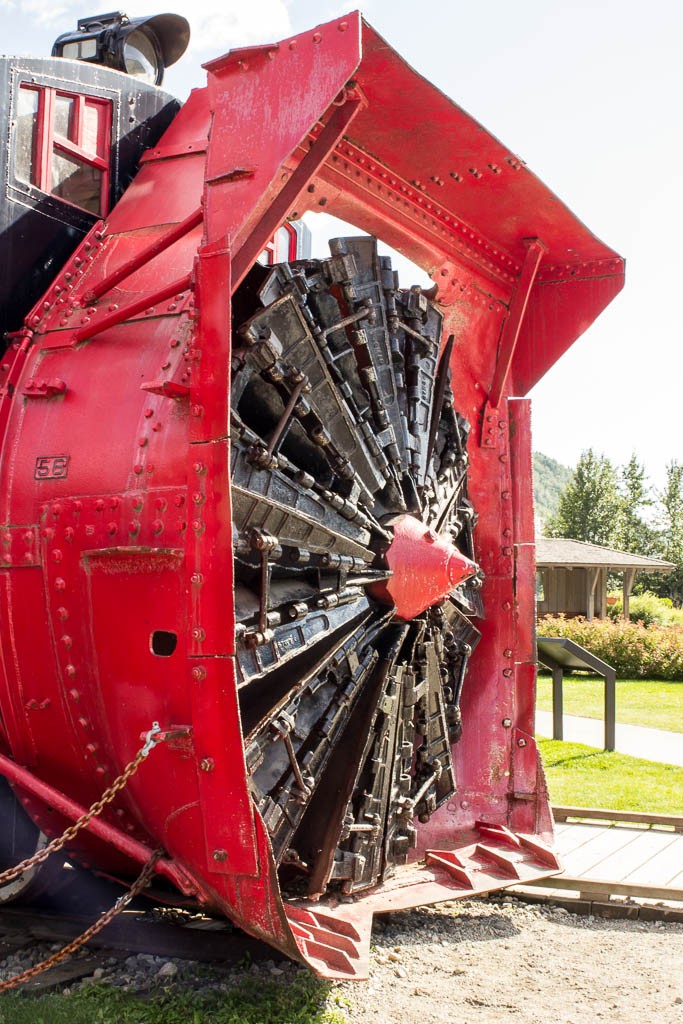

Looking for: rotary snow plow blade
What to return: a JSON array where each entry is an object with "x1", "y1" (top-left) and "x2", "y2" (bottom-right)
[{"x1": 0, "y1": 13, "x2": 620, "y2": 979}]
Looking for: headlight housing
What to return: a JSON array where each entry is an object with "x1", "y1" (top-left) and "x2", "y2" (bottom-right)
[{"x1": 52, "y1": 11, "x2": 190, "y2": 87}]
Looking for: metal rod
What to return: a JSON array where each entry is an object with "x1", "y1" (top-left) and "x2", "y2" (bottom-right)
[
  {"x1": 84, "y1": 207, "x2": 203, "y2": 303},
  {"x1": 231, "y1": 95, "x2": 363, "y2": 290},
  {"x1": 70, "y1": 273, "x2": 192, "y2": 345},
  {"x1": 435, "y1": 466, "x2": 468, "y2": 532},
  {"x1": 319, "y1": 305, "x2": 372, "y2": 339},
  {"x1": 604, "y1": 668, "x2": 616, "y2": 752},
  {"x1": 552, "y1": 667, "x2": 564, "y2": 741},
  {"x1": 266, "y1": 378, "x2": 306, "y2": 456},
  {"x1": 258, "y1": 550, "x2": 271, "y2": 635},
  {"x1": 488, "y1": 238, "x2": 546, "y2": 408},
  {"x1": 0, "y1": 751, "x2": 187, "y2": 890},
  {"x1": 452, "y1": 653, "x2": 469, "y2": 708},
  {"x1": 412, "y1": 769, "x2": 438, "y2": 808},
  {"x1": 282, "y1": 733, "x2": 309, "y2": 795}
]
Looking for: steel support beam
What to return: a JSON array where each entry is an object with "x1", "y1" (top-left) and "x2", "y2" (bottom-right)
[
  {"x1": 488, "y1": 238, "x2": 547, "y2": 409},
  {"x1": 230, "y1": 95, "x2": 363, "y2": 290},
  {"x1": 0, "y1": 751, "x2": 190, "y2": 891}
]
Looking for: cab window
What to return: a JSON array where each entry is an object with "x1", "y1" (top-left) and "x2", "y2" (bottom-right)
[{"x1": 14, "y1": 83, "x2": 112, "y2": 217}]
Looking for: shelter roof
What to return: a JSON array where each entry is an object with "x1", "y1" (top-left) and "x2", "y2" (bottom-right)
[{"x1": 536, "y1": 537, "x2": 675, "y2": 573}]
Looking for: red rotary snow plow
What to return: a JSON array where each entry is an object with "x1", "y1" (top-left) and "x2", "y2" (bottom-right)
[{"x1": 0, "y1": 13, "x2": 623, "y2": 978}]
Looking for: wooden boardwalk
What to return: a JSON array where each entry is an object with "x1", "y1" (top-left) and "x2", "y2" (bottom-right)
[{"x1": 514, "y1": 810, "x2": 683, "y2": 909}]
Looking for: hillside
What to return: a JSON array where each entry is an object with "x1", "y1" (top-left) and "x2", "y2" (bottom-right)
[{"x1": 533, "y1": 451, "x2": 573, "y2": 529}]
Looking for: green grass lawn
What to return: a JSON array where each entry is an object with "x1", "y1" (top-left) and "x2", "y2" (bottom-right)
[
  {"x1": 0, "y1": 975, "x2": 347, "y2": 1024},
  {"x1": 537, "y1": 737, "x2": 683, "y2": 815},
  {"x1": 536, "y1": 674, "x2": 683, "y2": 733}
]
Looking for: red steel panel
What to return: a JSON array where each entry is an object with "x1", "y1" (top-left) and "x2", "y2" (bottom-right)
[
  {"x1": 508, "y1": 398, "x2": 535, "y2": 545},
  {"x1": 191, "y1": 242, "x2": 230, "y2": 444},
  {"x1": 188, "y1": 656, "x2": 257, "y2": 876},
  {"x1": 202, "y1": 17, "x2": 362, "y2": 251}
]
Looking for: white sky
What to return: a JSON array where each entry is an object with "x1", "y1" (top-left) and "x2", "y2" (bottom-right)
[{"x1": 3, "y1": 0, "x2": 681, "y2": 488}]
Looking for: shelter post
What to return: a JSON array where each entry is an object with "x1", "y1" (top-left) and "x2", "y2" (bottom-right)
[{"x1": 622, "y1": 568, "x2": 637, "y2": 620}]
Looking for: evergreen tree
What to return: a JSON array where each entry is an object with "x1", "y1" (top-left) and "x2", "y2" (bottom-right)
[
  {"x1": 618, "y1": 453, "x2": 657, "y2": 554},
  {"x1": 656, "y1": 461, "x2": 683, "y2": 606},
  {"x1": 545, "y1": 449, "x2": 622, "y2": 546}
]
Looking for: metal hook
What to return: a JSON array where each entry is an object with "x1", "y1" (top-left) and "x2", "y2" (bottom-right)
[{"x1": 141, "y1": 721, "x2": 161, "y2": 758}]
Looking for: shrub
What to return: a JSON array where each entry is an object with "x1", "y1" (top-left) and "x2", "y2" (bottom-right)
[
  {"x1": 537, "y1": 614, "x2": 683, "y2": 680},
  {"x1": 606, "y1": 590, "x2": 683, "y2": 628}
]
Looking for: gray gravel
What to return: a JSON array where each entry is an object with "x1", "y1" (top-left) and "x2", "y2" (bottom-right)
[
  {"x1": 0, "y1": 941, "x2": 302, "y2": 996},
  {"x1": 1, "y1": 896, "x2": 682, "y2": 1022},
  {"x1": 351, "y1": 896, "x2": 683, "y2": 1024}
]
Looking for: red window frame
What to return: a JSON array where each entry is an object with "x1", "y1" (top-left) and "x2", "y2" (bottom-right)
[
  {"x1": 260, "y1": 222, "x2": 300, "y2": 266},
  {"x1": 18, "y1": 84, "x2": 112, "y2": 217}
]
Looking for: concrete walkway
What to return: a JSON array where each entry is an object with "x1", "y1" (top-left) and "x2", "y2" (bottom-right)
[{"x1": 535, "y1": 710, "x2": 683, "y2": 767}]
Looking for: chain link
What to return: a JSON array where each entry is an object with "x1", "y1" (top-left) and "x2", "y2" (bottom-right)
[
  {"x1": 0, "y1": 849, "x2": 163, "y2": 993},
  {"x1": 0, "y1": 723, "x2": 162, "y2": 888}
]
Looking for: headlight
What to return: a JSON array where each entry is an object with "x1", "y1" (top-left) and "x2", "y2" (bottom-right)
[
  {"x1": 122, "y1": 28, "x2": 162, "y2": 85},
  {"x1": 52, "y1": 11, "x2": 190, "y2": 87}
]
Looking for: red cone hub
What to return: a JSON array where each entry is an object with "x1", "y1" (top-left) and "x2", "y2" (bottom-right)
[{"x1": 369, "y1": 514, "x2": 478, "y2": 620}]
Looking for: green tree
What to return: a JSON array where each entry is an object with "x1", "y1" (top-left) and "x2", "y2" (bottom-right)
[
  {"x1": 545, "y1": 449, "x2": 622, "y2": 546},
  {"x1": 618, "y1": 453, "x2": 657, "y2": 554},
  {"x1": 654, "y1": 461, "x2": 683, "y2": 606}
]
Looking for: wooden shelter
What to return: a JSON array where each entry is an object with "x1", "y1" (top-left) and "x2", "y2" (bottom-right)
[{"x1": 535, "y1": 537, "x2": 674, "y2": 620}]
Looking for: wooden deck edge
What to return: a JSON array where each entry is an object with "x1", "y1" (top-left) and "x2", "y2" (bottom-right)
[
  {"x1": 506, "y1": 888, "x2": 683, "y2": 924},
  {"x1": 552, "y1": 805, "x2": 683, "y2": 831},
  {"x1": 522, "y1": 874, "x2": 683, "y2": 903}
]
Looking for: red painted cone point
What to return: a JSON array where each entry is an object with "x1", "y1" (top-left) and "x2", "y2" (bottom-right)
[{"x1": 369, "y1": 514, "x2": 478, "y2": 620}]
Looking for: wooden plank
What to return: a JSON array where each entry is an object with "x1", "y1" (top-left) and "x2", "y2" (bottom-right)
[
  {"x1": 0, "y1": 906, "x2": 280, "y2": 964},
  {"x1": 552, "y1": 805, "x2": 683, "y2": 830},
  {"x1": 528, "y1": 875, "x2": 683, "y2": 902},
  {"x1": 23, "y1": 955, "x2": 113, "y2": 992},
  {"x1": 553, "y1": 822, "x2": 607, "y2": 857},
  {"x1": 508, "y1": 887, "x2": 683, "y2": 922},
  {"x1": 578, "y1": 829, "x2": 678, "y2": 883},
  {"x1": 591, "y1": 900, "x2": 640, "y2": 920},
  {"x1": 621, "y1": 835, "x2": 683, "y2": 887},
  {"x1": 638, "y1": 904, "x2": 683, "y2": 923},
  {"x1": 552, "y1": 822, "x2": 577, "y2": 839},
  {"x1": 560, "y1": 825, "x2": 644, "y2": 876}
]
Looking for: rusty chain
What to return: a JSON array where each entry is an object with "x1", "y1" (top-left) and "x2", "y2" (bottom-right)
[
  {"x1": 0, "y1": 722, "x2": 162, "y2": 888},
  {"x1": 0, "y1": 848, "x2": 163, "y2": 993},
  {"x1": 0, "y1": 723, "x2": 166, "y2": 991}
]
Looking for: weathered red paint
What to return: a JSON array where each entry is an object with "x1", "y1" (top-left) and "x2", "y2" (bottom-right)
[{"x1": 0, "y1": 13, "x2": 623, "y2": 977}]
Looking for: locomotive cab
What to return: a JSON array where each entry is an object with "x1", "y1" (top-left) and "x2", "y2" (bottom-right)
[{"x1": 0, "y1": 17, "x2": 186, "y2": 340}]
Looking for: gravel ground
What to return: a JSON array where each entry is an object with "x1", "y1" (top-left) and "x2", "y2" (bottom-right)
[
  {"x1": 347, "y1": 897, "x2": 683, "y2": 1024},
  {"x1": 1, "y1": 896, "x2": 682, "y2": 1022}
]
